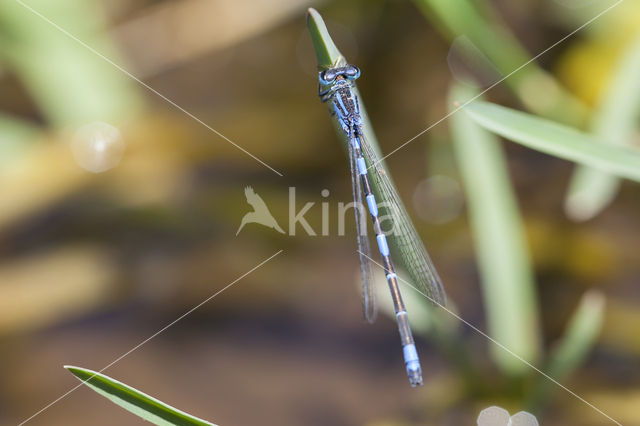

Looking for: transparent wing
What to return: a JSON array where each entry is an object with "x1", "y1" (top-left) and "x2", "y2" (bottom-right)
[
  {"x1": 359, "y1": 135, "x2": 446, "y2": 306},
  {"x1": 349, "y1": 142, "x2": 377, "y2": 323}
]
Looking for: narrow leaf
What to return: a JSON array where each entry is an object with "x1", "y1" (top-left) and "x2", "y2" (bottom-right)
[
  {"x1": 306, "y1": 8, "x2": 345, "y2": 69},
  {"x1": 65, "y1": 366, "x2": 216, "y2": 426},
  {"x1": 565, "y1": 33, "x2": 640, "y2": 221},
  {"x1": 450, "y1": 85, "x2": 540, "y2": 375},
  {"x1": 548, "y1": 291, "x2": 605, "y2": 379},
  {"x1": 464, "y1": 101, "x2": 640, "y2": 183},
  {"x1": 527, "y1": 291, "x2": 605, "y2": 409}
]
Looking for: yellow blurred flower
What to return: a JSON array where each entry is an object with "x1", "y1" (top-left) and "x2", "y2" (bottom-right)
[{"x1": 556, "y1": 3, "x2": 640, "y2": 106}]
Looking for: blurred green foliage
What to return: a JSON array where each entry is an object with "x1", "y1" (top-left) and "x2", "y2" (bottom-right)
[
  {"x1": 450, "y1": 85, "x2": 540, "y2": 375},
  {"x1": 566, "y1": 32, "x2": 640, "y2": 220},
  {"x1": 414, "y1": 0, "x2": 588, "y2": 126},
  {"x1": 0, "y1": 0, "x2": 141, "y2": 128}
]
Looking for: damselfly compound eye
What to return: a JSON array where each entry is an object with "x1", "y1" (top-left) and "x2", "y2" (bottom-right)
[
  {"x1": 344, "y1": 65, "x2": 360, "y2": 80},
  {"x1": 320, "y1": 69, "x2": 337, "y2": 84}
]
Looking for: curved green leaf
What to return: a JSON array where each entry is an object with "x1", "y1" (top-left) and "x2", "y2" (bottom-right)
[
  {"x1": 65, "y1": 366, "x2": 216, "y2": 426},
  {"x1": 565, "y1": 33, "x2": 640, "y2": 221},
  {"x1": 464, "y1": 101, "x2": 640, "y2": 182}
]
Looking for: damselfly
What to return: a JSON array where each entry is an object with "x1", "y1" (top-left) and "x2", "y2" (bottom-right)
[{"x1": 318, "y1": 64, "x2": 447, "y2": 387}]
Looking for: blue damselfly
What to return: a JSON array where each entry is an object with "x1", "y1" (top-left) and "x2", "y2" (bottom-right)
[{"x1": 318, "y1": 64, "x2": 447, "y2": 387}]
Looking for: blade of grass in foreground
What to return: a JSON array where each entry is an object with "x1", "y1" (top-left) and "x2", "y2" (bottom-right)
[
  {"x1": 565, "y1": 32, "x2": 640, "y2": 221},
  {"x1": 464, "y1": 101, "x2": 640, "y2": 183},
  {"x1": 65, "y1": 366, "x2": 216, "y2": 426},
  {"x1": 450, "y1": 84, "x2": 540, "y2": 375}
]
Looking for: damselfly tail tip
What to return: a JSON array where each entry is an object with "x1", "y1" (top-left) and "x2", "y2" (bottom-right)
[
  {"x1": 403, "y1": 344, "x2": 423, "y2": 386},
  {"x1": 408, "y1": 368, "x2": 423, "y2": 387}
]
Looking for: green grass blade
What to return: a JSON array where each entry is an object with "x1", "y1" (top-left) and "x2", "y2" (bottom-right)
[
  {"x1": 65, "y1": 366, "x2": 216, "y2": 426},
  {"x1": 450, "y1": 85, "x2": 540, "y2": 375},
  {"x1": 306, "y1": 8, "x2": 345, "y2": 69},
  {"x1": 464, "y1": 101, "x2": 640, "y2": 183},
  {"x1": 527, "y1": 291, "x2": 605, "y2": 410},
  {"x1": 547, "y1": 290, "x2": 605, "y2": 379},
  {"x1": 565, "y1": 33, "x2": 640, "y2": 221},
  {"x1": 413, "y1": 0, "x2": 587, "y2": 126}
]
